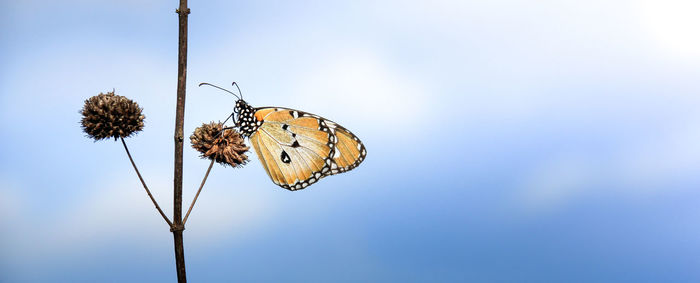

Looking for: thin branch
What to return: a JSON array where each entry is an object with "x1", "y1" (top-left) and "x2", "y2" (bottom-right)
[
  {"x1": 183, "y1": 159, "x2": 215, "y2": 225},
  {"x1": 121, "y1": 137, "x2": 173, "y2": 227},
  {"x1": 173, "y1": 1, "x2": 190, "y2": 282}
]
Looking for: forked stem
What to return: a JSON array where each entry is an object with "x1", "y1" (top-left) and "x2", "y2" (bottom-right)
[
  {"x1": 183, "y1": 159, "x2": 215, "y2": 225},
  {"x1": 121, "y1": 137, "x2": 173, "y2": 227}
]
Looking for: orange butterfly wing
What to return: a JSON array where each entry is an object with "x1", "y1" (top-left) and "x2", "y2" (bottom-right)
[{"x1": 248, "y1": 107, "x2": 366, "y2": 190}]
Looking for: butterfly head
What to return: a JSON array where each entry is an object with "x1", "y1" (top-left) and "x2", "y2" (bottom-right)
[
  {"x1": 198, "y1": 82, "x2": 259, "y2": 137},
  {"x1": 234, "y1": 99, "x2": 259, "y2": 137}
]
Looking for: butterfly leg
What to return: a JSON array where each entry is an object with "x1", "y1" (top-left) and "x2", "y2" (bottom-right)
[
  {"x1": 221, "y1": 112, "x2": 234, "y2": 125},
  {"x1": 213, "y1": 113, "x2": 236, "y2": 139}
]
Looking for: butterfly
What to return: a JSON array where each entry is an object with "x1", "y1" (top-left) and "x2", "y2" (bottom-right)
[{"x1": 200, "y1": 82, "x2": 366, "y2": 191}]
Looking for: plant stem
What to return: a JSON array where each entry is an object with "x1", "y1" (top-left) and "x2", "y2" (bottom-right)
[
  {"x1": 173, "y1": 0, "x2": 190, "y2": 282},
  {"x1": 120, "y1": 137, "x2": 173, "y2": 227},
  {"x1": 183, "y1": 159, "x2": 215, "y2": 226}
]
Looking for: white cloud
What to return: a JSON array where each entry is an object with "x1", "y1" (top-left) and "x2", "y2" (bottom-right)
[
  {"x1": 615, "y1": 121, "x2": 700, "y2": 191},
  {"x1": 0, "y1": 178, "x2": 24, "y2": 226},
  {"x1": 182, "y1": 182, "x2": 274, "y2": 249},
  {"x1": 640, "y1": 0, "x2": 700, "y2": 61},
  {"x1": 517, "y1": 120, "x2": 700, "y2": 213},
  {"x1": 291, "y1": 48, "x2": 429, "y2": 131},
  {"x1": 516, "y1": 153, "x2": 600, "y2": 213},
  {"x1": 2, "y1": 173, "x2": 273, "y2": 267}
]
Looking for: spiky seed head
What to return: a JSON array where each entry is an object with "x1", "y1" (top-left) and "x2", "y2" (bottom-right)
[
  {"x1": 81, "y1": 91, "x2": 145, "y2": 141},
  {"x1": 190, "y1": 122, "x2": 249, "y2": 167}
]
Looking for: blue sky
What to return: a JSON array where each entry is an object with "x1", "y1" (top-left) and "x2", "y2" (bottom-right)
[{"x1": 2, "y1": 0, "x2": 700, "y2": 282}]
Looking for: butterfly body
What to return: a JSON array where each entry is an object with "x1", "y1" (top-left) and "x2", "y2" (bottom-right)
[{"x1": 233, "y1": 99, "x2": 366, "y2": 191}]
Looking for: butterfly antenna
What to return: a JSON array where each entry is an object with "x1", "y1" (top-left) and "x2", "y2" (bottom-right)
[
  {"x1": 232, "y1": 81, "x2": 243, "y2": 100},
  {"x1": 198, "y1": 82, "x2": 241, "y2": 100}
]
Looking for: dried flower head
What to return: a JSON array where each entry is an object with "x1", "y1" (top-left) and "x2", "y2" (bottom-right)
[
  {"x1": 81, "y1": 91, "x2": 145, "y2": 141},
  {"x1": 191, "y1": 122, "x2": 249, "y2": 167}
]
